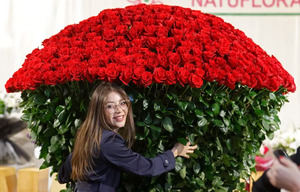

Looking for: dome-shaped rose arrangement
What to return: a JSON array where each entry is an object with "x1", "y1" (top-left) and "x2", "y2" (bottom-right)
[
  {"x1": 6, "y1": 4, "x2": 295, "y2": 191},
  {"x1": 6, "y1": 4, "x2": 295, "y2": 93}
]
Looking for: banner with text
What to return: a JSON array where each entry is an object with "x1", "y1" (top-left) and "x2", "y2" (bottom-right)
[{"x1": 126, "y1": 0, "x2": 300, "y2": 14}]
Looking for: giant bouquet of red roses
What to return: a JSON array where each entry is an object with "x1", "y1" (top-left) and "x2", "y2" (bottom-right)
[
  {"x1": 6, "y1": 4, "x2": 295, "y2": 192},
  {"x1": 6, "y1": 5, "x2": 295, "y2": 93}
]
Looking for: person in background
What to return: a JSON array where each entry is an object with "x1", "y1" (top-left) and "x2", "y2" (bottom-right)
[
  {"x1": 253, "y1": 147, "x2": 300, "y2": 192},
  {"x1": 58, "y1": 81, "x2": 198, "y2": 192}
]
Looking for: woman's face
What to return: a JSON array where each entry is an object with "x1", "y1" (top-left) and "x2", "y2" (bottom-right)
[{"x1": 104, "y1": 91, "x2": 128, "y2": 130}]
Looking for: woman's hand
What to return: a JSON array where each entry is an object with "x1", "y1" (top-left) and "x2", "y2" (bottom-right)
[
  {"x1": 171, "y1": 142, "x2": 198, "y2": 158},
  {"x1": 267, "y1": 157, "x2": 300, "y2": 192}
]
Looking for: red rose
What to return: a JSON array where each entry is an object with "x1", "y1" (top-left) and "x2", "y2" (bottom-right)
[
  {"x1": 165, "y1": 70, "x2": 176, "y2": 85},
  {"x1": 158, "y1": 37, "x2": 175, "y2": 51},
  {"x1": 268, "y1": 77, "x2": 281, "y2": 92},
  {"x1": 144, "y1": 25, "x2": 157, "y2": 36},
  {"x1": 136, "y1": 59, "x2": 147, "y2": 67},
  {"x1": 184, "y1": 63, "x2": 195, "y2": 72},
  {"x1": 194, "y1": 68, "x2": 205, "y2": 77},
  {"x1": 231, "y1": 69, "x2": 243, "y2": 82},
  {"x1": 132, "y1": 39, "x2": 142, "y2": 48},
  {"x1": 102, "y1": 28, "x2": 115, "y2": 41},
  {"x1": 181, "y1": 52, "x2": 195, "y2": 63},
  {"x1": 119, "y1": 67, "x2": 132, "y2": 85},
  {"x1": 189, "y1": 74, "x2": 203, "y2": 88},
  {"x1": 88, "y1": 67, "x2": 99, "y2": 79},
  {"x1": 43, "y1": 71, "x2": 59, "y2": 85},
  {"x1": 177, "y1": 68, "x2": 190, "y2": 86},
  {"x1": 144, "y1": 37, "x2": 157, "y2": 49},
  {"x1": 157, "y1": 54, "x2": 168, "y2": 68},
  {"x1": 115, "y1": 36, "x2": 130, "y2": 48},
  {"x1": 127, "y1": 21, "x2": 144, "y2": 40},
  {"x1": 168, "y1": 52, "x2": 181, "y2": 66},
  {"x1": 105, "y1": 64, "x2": 119, "y2": 82},
  {"x1": 146, "y1": 56, "x2": 159, "y2": 71},
  {"x1": 153, "y1": 67, "x2": 166, "y2": 83},
  {"x1": 248, "y1": 75, "x2": 258, "y2": 88},
  {"x1": 86, "y1": 32, "x2": 97, "y2": 40},
  {"x1": 96, "y1": 67, "x2": 106, "y2": 80},
  {"x1": 226, "y1": 73, "x2": 236, "y2": 90},
  {"x1": 132, "y1": 67, "x2": 145, "y2": 81},
  {"x1": 156, "y1": 27, "x2": 168, "y2": 37},
  {"x1": 141, "y1": 71, "x2": 153, "y2": 87},
  {"x1": 215, "y1": 57, "x2": 227, "y2": 66}
]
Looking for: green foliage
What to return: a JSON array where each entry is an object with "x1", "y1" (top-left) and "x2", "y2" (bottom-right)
[
  {"x1": 20, "y1": 81, "x2": 287, "y2": 191},
  {"x1": 0, "y1": 97, "x2": 15, "y2": 115},
  {"x1": 0, "y1": 99, "x2": 5, "y2": 115}
]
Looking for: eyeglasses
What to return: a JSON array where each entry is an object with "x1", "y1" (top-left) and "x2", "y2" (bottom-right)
[{"x1": 104, "y1": 100, "x2": 128, "y2": 113}]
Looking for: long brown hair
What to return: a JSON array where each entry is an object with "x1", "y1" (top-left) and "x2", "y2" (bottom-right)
[{"x1": 71, "y1": 82, "x2": 135, "y2": 181}]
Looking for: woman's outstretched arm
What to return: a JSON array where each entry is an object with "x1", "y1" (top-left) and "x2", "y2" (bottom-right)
[{"x1": 100, "y1": 132, "x2": 197, "y2": 177}]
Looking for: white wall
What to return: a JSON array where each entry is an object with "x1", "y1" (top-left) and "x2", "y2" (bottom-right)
[{"x1": 0, "y1": 0, "x2": 299, "y2": 130}]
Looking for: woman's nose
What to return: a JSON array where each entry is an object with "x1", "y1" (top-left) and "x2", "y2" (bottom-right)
[{"x1": 114, "y1": 104, "x2": 122, "y2": 113}]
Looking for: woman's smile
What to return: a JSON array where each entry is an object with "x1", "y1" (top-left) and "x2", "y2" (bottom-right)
[{"x1": 113, "y1": 115, "x2": 125, "y2": 122}]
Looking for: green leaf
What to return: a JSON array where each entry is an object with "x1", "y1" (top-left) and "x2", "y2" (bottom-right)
[
  {"x1": 53, "y1": 119, "x2": 60, "y2": 128},
  {"x1": 178, "y1": 101, "x2": 188, "y2": 111},
  {"x1": 49, "y1": 135, "x2": 60, "y2": 153},
  {"x1": 177, "y1": 138, "x2": 188, "y2": 145},
  {"x1": 57, "y1": 109, "x2": 66, "y2": 123},
  {"x1": 55, "y1": 105, "x2": 65, "y2": 116},
  {"x1": 197, "y1": 117, "x2": 208, "y2": 127},
  {"x1": 237, "y1": 119, "x2": 247, "y2": 126},
  {"x1": 149, "y1": 125, "x2": 161, "y2": 133},
  {"x1": 219, "y1": 110, "x2": 226, "y2": 117},
  {"x1": 136, "y1": 121, "x2": 146, "y2": 127},
  {"x1": 212, "y1": 103, "x2": 220, "y2": 115},
  {"x1": 143, "y1": 99, "x2": 149, "y2": 110},
  {"x1": 155, "y1": 113, "x2": 162, "y2": 119},
  {"x1": 254, "y1": 109, "x2": 264, "y2": 117},
  {"x1": 58, "y1": 124, "x2": 69, "y2": 135},
  {"x1": 0, "y1": 100, "x2": 5, "y2": 114},
  {"x1": 33, "y1": 94, "x2": 47, "y2": 105},
  {"x1": 195, "y1": 109, "x2": 204, "y2": 118},
  {"x1": 262, "y1": 119, "x2": 270, "y2": 131},
  {"x1": 175, "y1": 157, "x2": 183, "y2": 172},
  {"x1": 166, "y1": 94, "x2": 173, "y2": 100},
  {"x1": 179, "y1": 166, "x2": 187, "y2": 179},
  {"x1": 269, "y1": 92, "x2": 276, "y2": 100},
  {"x1": 188, "y1": 133, "x2": 196, "y2": 144},
  {"x1": 154, "y1": 102, "x2": 161, "y2": 111},
  {"x1": 212, "y1": 177, "x2": 224, "y2": 187},
  {"x1": 216, "y1": 137, "x2": 223, "y2": 152},
  {"x1": 212, "y1": 119, "x2": 224, "y2": 127},
  {"x1": 158, "y1": 140, "x2": 164, "y2": 151},
  {"x1": 74, "y1": 119, "x2": 81, "y2": 128},
  {"x1": 162, "y1": 117, "x2": 174, "y2": 132},
  {"x1": 144, "y1": 113, "x2": 152, "y2": 125},
  {"x1": 199, "y1": 96, "x2": 209, "y2": 108},
  {"x1": 249, "y1": 91, "x2": 257, "y2": 98},
  {"x1": 193, "y1": 163, "x2": 201, "y2": 174},
  {"x1": 223, "y1": 118, "x2": 230, "y2": 127},
  {"x1": 79, "y1": 100, "x2": 86, "y2": 112}
]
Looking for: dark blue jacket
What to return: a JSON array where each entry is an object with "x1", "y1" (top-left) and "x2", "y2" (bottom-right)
[{"x1": 58, "y1": 129, "x2": 175, "y2": 192}]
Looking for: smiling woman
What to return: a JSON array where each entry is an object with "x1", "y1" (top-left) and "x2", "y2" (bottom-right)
[
  {"x1": 58, "y1": 81, "x2": 197, "y2": 192},
  {"x1": 104, "y1": 92, "x2": 129, "y2": 130}
]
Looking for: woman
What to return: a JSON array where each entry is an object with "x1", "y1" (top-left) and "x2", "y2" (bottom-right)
[{"x1": 58, "y1": 82, "x2": 198, "y2": 192}]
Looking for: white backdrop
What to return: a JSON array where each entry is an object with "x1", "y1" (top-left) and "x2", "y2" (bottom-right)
[{"x1": 0, "y1": 0, "x2": 299, "y2": 131}]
